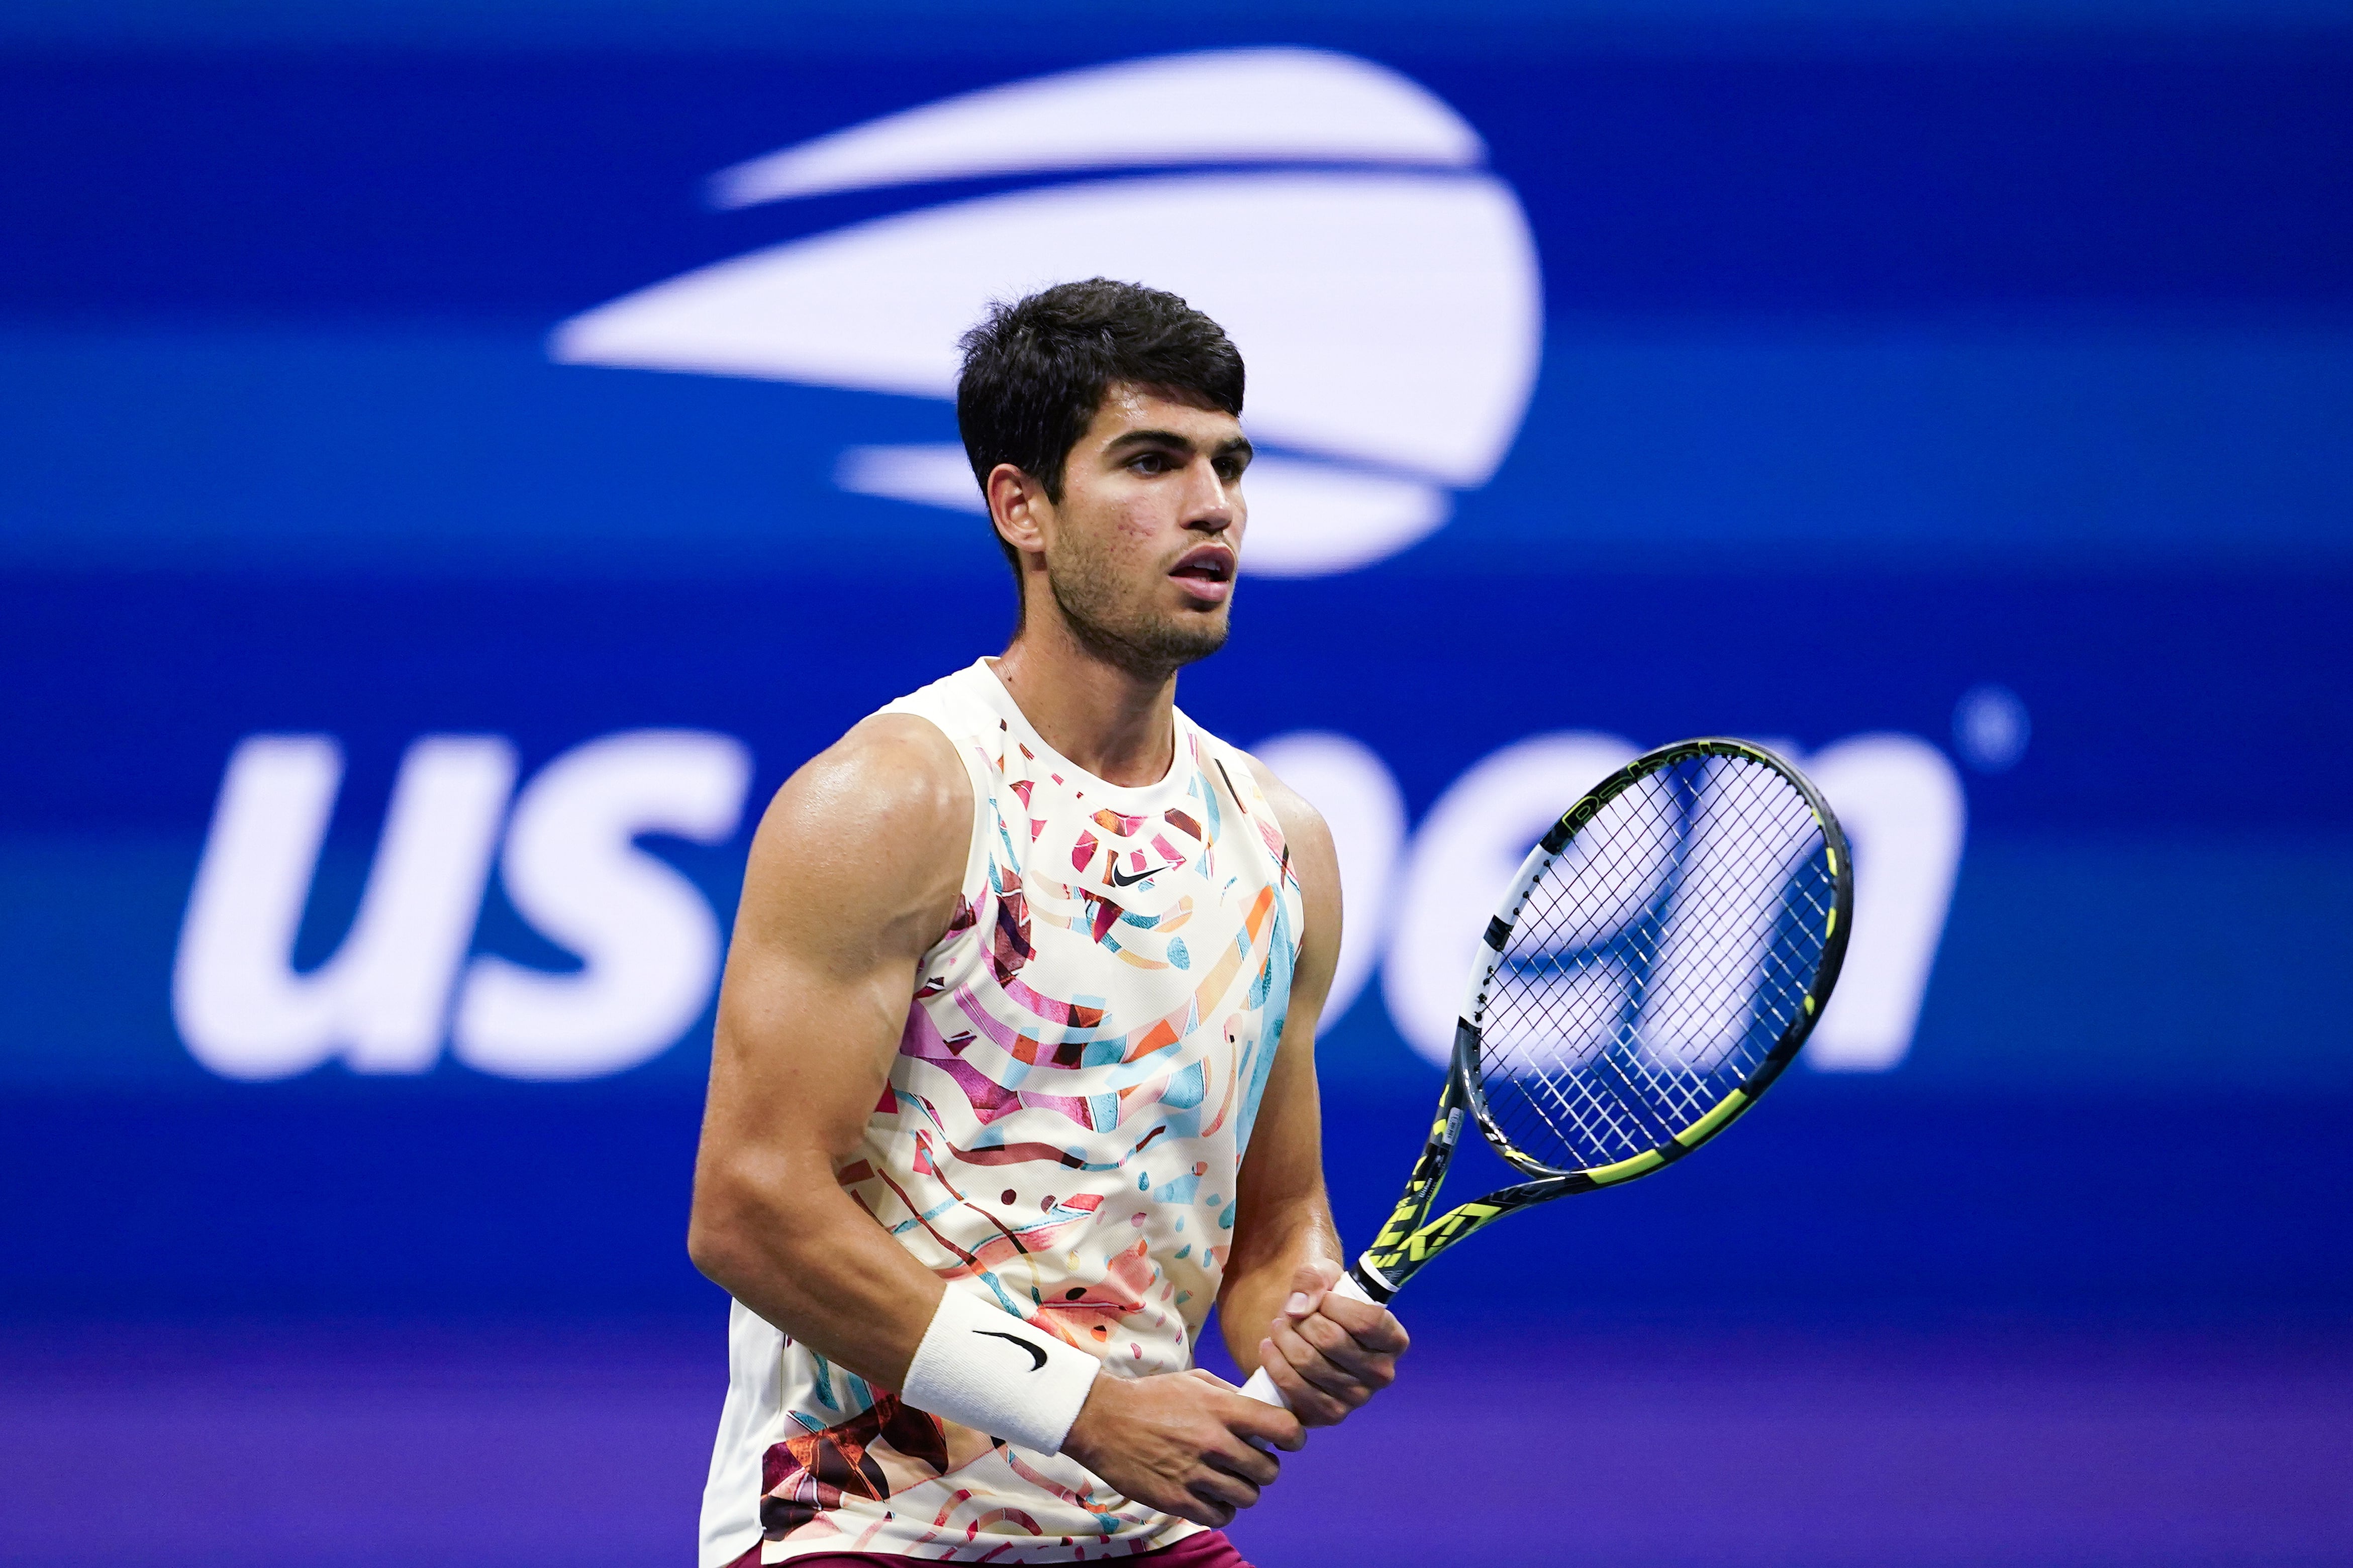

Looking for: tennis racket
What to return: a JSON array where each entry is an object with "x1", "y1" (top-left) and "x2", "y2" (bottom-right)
[{"x1": 1242, "y1": 738, "x2": 1852, "y2": 1407}]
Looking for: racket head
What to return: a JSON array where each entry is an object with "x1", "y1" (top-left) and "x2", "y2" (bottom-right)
[{"x1": 1453, "y1": 738, "x2": 1852, "y2": 1187}]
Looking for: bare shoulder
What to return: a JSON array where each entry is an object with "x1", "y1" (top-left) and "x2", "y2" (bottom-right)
[
  {"x1": 1239, "y1": 751, "x2": 1337, "y2": 877},
  {"x1": 1238, "y1": 750, "x2": 1341, "y2": 944},
  {"x1": 1236, "y1": 748, "x2": 1343, "y2": 1021},
  {"x1": 737, "y1": 711, "x2": 973, "y2": 954},
  {"x1": 768, "y1": 712, "x2": 968, "y2": 837}
]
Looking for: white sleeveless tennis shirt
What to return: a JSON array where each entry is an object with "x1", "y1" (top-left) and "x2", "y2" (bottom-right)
[{"x1": 700, "y1": 659, "x2": 1305, "y2": 1565}]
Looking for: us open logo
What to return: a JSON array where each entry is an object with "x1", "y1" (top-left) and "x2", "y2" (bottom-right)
[
  {"x1": 550, "y1": 48, "x2": 1544, "y2": 577},
  {"x1": 170, "y1": 56, "x2": 1967, "y2": 1086}
]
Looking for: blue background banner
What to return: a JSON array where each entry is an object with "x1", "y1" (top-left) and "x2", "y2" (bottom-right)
[{"x1": 2, "y1": 9, "x2": 2349, "y2": 1565}]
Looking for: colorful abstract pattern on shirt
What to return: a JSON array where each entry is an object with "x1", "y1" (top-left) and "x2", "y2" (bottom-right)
[{"x1": 749, "y1": 662, "x2": 1302, "y2": 1562}]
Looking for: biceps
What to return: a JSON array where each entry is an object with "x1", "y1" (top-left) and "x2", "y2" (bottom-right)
[{"x1": 708, "y1": 940, "x2": 916, "y2": 1162}]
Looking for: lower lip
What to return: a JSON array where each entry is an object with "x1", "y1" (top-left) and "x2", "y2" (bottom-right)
[{"x1": 1171, "y1": 573, "x2": 1233, "y2": 605}]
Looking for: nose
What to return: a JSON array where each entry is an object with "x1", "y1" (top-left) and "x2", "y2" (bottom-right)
[{"x1": 1187, "y1": 457, "x2": 1237, "y2": 535}]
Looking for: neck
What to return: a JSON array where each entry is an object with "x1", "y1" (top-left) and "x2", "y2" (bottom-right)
[{"x1": 994, "y1": 611, "x2": 1179, "y2": 788}]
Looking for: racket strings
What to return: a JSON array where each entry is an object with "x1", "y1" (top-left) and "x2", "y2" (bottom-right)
[
  {"x1": 1477, "y1": 753, "x2": 1835, "y2": 1174},
  {"x1": 1519, "y1": 763, "x2": 1821, "y2": 1153}
]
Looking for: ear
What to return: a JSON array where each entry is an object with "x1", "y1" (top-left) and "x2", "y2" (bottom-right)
[{"x1": 986, "y1": 464, "x2": 1050, "y2": 562}]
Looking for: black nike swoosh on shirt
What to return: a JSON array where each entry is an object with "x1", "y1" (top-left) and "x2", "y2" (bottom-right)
[
  {"x1": 1106, "y1": 861, "x2": 1166, "y2": 888},
  {"x1": 973, "y1": 1329, "x2": 1046, "y2": 1371}
]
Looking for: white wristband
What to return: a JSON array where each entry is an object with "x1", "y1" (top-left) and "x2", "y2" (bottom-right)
[{"x1": 901, "y1": 1287, "x2": 1101, "y2": 1455}]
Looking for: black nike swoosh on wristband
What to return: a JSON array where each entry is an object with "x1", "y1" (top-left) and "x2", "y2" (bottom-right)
[{"x1": 973, "y1": 1329, "x2": 1047, "y2": 1371}]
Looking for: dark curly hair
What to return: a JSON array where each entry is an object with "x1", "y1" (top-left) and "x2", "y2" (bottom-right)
[{"x1": 956, "y1": 279, "x2": 1245, "y2": 576}]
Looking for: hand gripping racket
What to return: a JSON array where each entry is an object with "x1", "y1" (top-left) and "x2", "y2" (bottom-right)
[{"x1": 1242, "y1": 738, "x2": 1852, "y2": 1406}]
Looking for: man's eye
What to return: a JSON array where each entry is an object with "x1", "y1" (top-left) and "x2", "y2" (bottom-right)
[{"x1": 1130, "y1": 454, "x2": 1170, "y2": 474}]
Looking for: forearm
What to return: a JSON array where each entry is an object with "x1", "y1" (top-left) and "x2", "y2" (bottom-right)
[
  {"x1": 690, "y1": 1153, "x2": 945, "y2": 1390},
  {"x1": 1217, "y1": 1192, "x2": 1343, "y2": 1371},
  {"x1": 696, "y1": 1161, "x2": 1155, "y2": 1473}
]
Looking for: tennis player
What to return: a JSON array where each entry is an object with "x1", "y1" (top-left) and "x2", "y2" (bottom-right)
[{"x1": 689, "y1": 280, "x2": 1410, "y2": 1566}]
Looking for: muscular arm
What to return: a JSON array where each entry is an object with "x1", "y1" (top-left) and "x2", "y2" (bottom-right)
[
  {"x1": 1219, "y1": 759, "x2": 1410, "y2": 1425},
  {"x1": 688, "y1": 715, "x2": 1300, "y2": 1526},
  {"x1": 687, "y1": 714, "x2": 967, "y2": 1386}
]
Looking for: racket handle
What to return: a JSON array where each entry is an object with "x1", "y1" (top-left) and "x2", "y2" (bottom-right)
[{"x1": 1237, "y1": 1272, "x2": 1381, "y2": 1408}]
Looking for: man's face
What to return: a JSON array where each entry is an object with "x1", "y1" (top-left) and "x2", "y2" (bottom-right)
[{"x1": 1031, "y1": 382, "x2": 1250, "y2": 677}]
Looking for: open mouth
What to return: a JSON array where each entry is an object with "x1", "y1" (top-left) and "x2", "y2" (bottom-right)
[{"x1": 1169, "y1": 545, "x2": 1236, "y2": 593}]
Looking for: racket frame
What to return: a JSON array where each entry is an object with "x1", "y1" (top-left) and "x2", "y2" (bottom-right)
[{"x1": 1346, "y1": 738, "x2": 1853, "y2": 1303}]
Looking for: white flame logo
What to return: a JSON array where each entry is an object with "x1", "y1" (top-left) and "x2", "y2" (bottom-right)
[{"x1": 551, "y1": 48, "x2": 1543, "y2": 576}]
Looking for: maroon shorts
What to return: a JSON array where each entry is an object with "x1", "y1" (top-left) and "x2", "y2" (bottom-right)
[{"x1": 734, "y1": 1528, "x2": 1256, "y2": 1567}]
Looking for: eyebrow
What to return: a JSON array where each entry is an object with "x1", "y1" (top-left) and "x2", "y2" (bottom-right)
[{"x1": 1103, "y1": 429, "x2": 1255, "y2": 464}]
